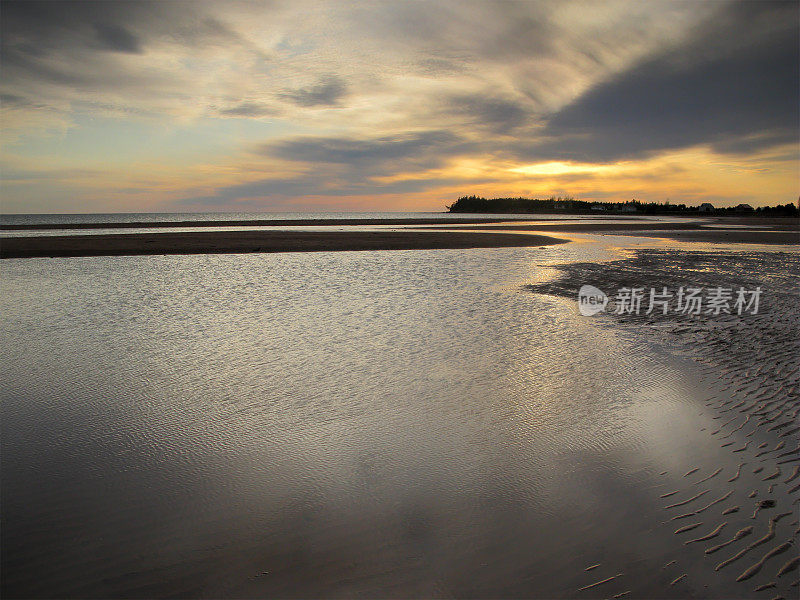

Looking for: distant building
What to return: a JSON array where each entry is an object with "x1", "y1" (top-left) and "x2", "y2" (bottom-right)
[
  {"x1": 621, "y1": 203, "x2": 637, "y2": 213},
  {"x1": 591, "y1": 205, "x2": 606, "y2": 211},
  {"x1": 735, "y1": 203, "x2": 754, "y2": 212},
  {"x1": 699, "y1": 203, "x2": 714, "y2": 212}
]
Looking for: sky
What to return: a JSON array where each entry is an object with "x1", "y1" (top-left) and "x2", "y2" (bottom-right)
[{"x1": 1, "y1": 0, "x2": 798, "y2": 213}]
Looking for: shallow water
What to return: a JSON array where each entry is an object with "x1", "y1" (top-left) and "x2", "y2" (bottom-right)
[
  {"x1": 0, "y1": 219, "x2": 660, "y2": 238},
  {"x1": 0, "y1": 244, "x2": 793, "y2": 598},
  {"x1": 0, "y1": 211, "x2": 625, "y2": 227},
  {"x1": 0, "y1": 212, "x2": 667, "y2": 238}
]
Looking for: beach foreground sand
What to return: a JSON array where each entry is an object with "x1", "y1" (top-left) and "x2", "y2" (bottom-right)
[
  {"x1": 0, "y1": 230, "x2": 566, "y2": 258},
  {"x1": 1, "y1": 235, "x2": 798, "y2": 598},
  {"x1": 1, "y1": 217, "x2": 796, "y2": 258},
  {"x1": 530, "y1": 249, "x2": 800, "y2": 598},
  {"x1": 451, "y1": 217, "x2": 799, "y2": 245}
]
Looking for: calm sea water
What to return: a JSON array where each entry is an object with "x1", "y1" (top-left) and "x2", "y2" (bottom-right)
[
  {"x1": 0, "y1": 244, "x2": 746, "y2": 598},
  {"x1": 0, "y1": 212, "x2": 593, "y2": 227}
]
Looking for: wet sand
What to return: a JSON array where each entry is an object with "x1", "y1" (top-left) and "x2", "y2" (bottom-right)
[
  {"x1": 449, "y1": 217, "x2": 799, "y2": 245},
  {"x1": 2, "y1": 217, "x2": 796, "y2": 258},
  {"x1": 605, "y1": 229, "x2": 798, "y2": 244},
  {"x1": 2, "y1": 237, "x2": 798, "y2": 598},
  {"x1": 0, "y1": 230, "x2": 565, "y2": 258},
  {"x1": 530, "y1": 249, "x2": 800, "y2": 599}
]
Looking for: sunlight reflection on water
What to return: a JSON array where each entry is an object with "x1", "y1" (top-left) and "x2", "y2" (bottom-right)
[{"x1": 0, "y1": 245, "x2": 773, "y2": 598}]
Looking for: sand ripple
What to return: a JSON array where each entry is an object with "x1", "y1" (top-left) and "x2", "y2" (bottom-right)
[{"x1": 529, "y1": 249, "x2": 800, "y2": 597}]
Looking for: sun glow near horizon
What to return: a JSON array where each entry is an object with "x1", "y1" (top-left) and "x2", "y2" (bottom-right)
[{"x1": 1, "y1": 0, "x2": 797, "y2": 213}]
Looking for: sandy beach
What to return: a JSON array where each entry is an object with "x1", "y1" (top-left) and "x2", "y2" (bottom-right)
[
  {"x1": 0, "y1": 229, "x2": 565, "y2": 258},
  {"x1": 530, "y1": 249, "x2": 800, "y2": 598},
  {"x1": 1, "y1": 216, "x2": 796, "y2": 258},
  {"x1": 450, "y1": 217, "x2": 800, "y2": 245}
]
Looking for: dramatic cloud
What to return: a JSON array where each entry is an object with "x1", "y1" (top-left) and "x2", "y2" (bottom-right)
[
  {"x1": 260, "y1": 131, "x2": 461, "y2": 167},
  {"x1": 280, "y1": 76, "x2": 348, "y2": 107},
  {"x1": 0, "y1": 0, "x2": 797, "y2": 212},
  {"x1": 91, "y1": 23, "x2": 143, "y2": 54},
  {"x1": 535, "y1": 1, "x2": 799, "y2": 161},
  {"x1": 442, "y1": 95, "x2": 532, "y2": 134},
  {"x1": 218, "y1": 102, "x2": 281, "y2": 118}
]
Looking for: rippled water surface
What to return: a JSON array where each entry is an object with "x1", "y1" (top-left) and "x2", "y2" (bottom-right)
[
  {"x1": 1, "y1": 211, "x2": 617, "y2": 227},
  {"x1": 0, "y1": 245, "x2": 777, "y2": 598}
]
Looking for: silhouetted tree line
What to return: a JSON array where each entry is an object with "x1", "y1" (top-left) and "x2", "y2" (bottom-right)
[{"x1": 447, "y1": 196, "x2": 799, "y2": 217}]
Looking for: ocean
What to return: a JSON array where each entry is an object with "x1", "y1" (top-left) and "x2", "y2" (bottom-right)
[{"x1": 0, "y1": 212, "x2": 587, "y2": 227}]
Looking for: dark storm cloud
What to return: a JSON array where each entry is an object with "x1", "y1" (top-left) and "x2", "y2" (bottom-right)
[
  {"x1": 179, "y1": 130, "x2": 482, "y2": 204},
  {"x1": 259, "y1": 131, "x2": 462, "y2": 166},
  {"x1": 177, "y1": 173, "x2": 477, "y2": 205},
  {"x1": 0, "y1": 92, "x2": 56, "y2": 112},
  {"x1": 708, "y1": 130, "x2": 799, "y2": 156},
  {"x1": 0, "y1": 1, "x2": 174, "y2": 100},
  {"x1": 533, "y1": 1, "x2": 799, "y2": 161},
  {"x1": 472, "y1": 4, "x2": 552, "y2": 61},
  {"x1": 1, "y1": 93, "x2": 34, "y2": 107},
  {"x1": 0, "y1": 1, "x2": 268, "y2": 96},
  {"x1": 444, "y1": 94, "x2": 531, "y2": 134},
  {"x1": 1, "y1": 46, "x2": 88, "y2": 86},
  {"x1": 415, "y1": 57, "x2": 469, "y2": 76},
  {"x1": 92, "y1": 23, "x2": 142, "y2": 54},
  {"x1": 357, "y1": 0, "x2": 551, "y2": 63},
  {"x1": 1, "y1": 1, "x2": 150, "y2": 53},
  {"x1": 218, "y1": 102, "x2": 280, "y2": 118},
  {"x1": 279, "y1": 77, "x2": 348, "y2": 107}
]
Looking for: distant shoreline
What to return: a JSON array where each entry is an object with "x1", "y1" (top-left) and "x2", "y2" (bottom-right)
[
  {"x1": 446, "y1": 195, "x2": 800, "y2": 217},
  {"x1": 3, "y1": 213, "x2": 798, "y2": 231}
]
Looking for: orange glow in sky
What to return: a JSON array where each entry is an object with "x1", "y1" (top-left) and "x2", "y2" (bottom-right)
[{"x1": 1, "y1": 1, "x2": 797, "y2": 213}]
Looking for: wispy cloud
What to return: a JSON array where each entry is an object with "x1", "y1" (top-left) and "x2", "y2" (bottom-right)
[
  {"x1": 279, "y1": 76, "x2": 348, "y2": 107},
  {"x1": 1, "y1": 0, "x2": 797, "y2": 212}
]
